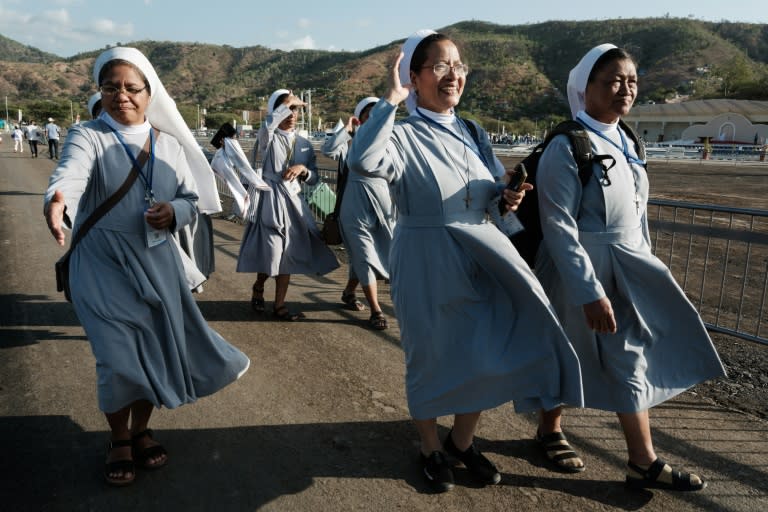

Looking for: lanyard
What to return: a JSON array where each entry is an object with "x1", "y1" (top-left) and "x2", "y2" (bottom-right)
[
  {"x1": 109, "y1": 126, "x2": 156, "y2": 203},
  {"x1": 415, "y1": 109, "x2": 491, "y2": 171},
  {"x1": 577, "y1": 115, "x2": 646, "y2": 167}
]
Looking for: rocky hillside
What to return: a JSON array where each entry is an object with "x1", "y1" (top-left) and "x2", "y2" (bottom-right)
[{"x1": 1, "y1": 18, "x2": 767, "y2": 131}]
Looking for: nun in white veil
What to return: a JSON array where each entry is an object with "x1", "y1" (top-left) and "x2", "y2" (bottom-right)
[
  {"x1": 44, "y1": 46, "x2": 250, "y2": 486},
  {"x1": 534, "y1": 43, "x2": 724, "y2": 490}
]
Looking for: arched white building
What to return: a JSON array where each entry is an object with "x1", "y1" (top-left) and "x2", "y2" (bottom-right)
[{"x1": 623, "y1": 99, "x2": 768, "y2": 144}]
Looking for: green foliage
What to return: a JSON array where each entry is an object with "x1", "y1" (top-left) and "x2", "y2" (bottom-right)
[{"x1": 2, "y1": 17, "x2": 768, "y2": 127}]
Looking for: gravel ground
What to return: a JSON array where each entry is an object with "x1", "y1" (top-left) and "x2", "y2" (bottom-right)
[{"x1": 694, "y1": 333, "x2": 768, "y2": 419}]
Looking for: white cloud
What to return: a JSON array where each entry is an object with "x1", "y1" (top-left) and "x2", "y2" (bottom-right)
[
  {"x1": 88, "y1": 18, "x2": 134, "y2": 37},
  {"x1": 281, "y1": 35, "x2": 315, "y2": 51},
  {"x1": 34, "y1": 8, "x2": 71, "y2": 25},
  {"x1": 355, "y1": 18, "x2": 373, "y2": 28},
  {"x1": 297, "y1": 18, "x2": 311, "y2": 29}
]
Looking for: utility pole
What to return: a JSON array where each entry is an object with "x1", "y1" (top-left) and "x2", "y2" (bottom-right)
[
  {"x1": 306, "y1": 89, "x2": 312, "y2": 136},
  {"x1": 4, "y1": 96, "x2": 8, "y2": 131}
]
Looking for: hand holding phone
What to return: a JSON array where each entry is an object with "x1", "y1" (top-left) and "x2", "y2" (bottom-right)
[{"x1": 499, "y1": 163, "x2": 529, "y2": 215}]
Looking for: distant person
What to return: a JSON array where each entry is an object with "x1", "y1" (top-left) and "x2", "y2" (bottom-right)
[
  {"x1": 43, "y1": 46, "x2": 248, "y2": 487},
  {"x1": 26, "y1": 120, "x2": 41, "y2": 158},
  {"x1": 88, "y1": 92, "x2": 103, "y2": 118},
  {"x1": 209, "y1": 121, "x2": 270, "y2": 220},
  {"x1": 531, "y1": 43, "x2": 725, "y2": 491},
  {"x1": 322, "y1": 96, "x2": 394, "y2": 329},
  {"x1": 346, "y1": 30, "x2": 583, "y2": 492},
  {"x1": 45, "y1": 117, "x2": 61, "y2": 159},
  {"x1": 12, "y1": 125, "x2": 24, "y2": 153},
  {"x1": 236, "y1": 89, "x2": 339, "y2": 320}
]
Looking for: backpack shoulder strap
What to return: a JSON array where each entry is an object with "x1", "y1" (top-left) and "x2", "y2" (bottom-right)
[
  {"x1": 548, "y1": 120, "x2": 594, "y2": 186},
  {"x1": 618, "y1": 119, "x2": 646, "y2": 162}
]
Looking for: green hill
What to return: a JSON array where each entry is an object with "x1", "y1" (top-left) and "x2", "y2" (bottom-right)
[{"x1": 1, "y1": 17, "x2": 766, "y2": 133}]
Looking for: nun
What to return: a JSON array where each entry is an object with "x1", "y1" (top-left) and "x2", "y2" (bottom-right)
[
  {"x1": 209, "y1": 122, "x2": 270, "y2": 220},
  {"x1": 321, "y1": 96, "x2": 394, "y2": 329},
  {"x1": 43, "y1": 47, "x2": 250, "y2": 486},
  {"x1": 346, "y1": 30, "x2": 583, "y2": 492},
  {"x1": 236, "y1": 89, "x2": 339, "y2": 320},
  {"x1": 533, "y1": 44, "x2": 725, "y2": 490}
]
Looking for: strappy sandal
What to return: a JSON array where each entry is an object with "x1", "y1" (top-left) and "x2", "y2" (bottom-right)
[
  {"x1": 131, "y1": 429, "x2": 168, "y2": 470},
  {"x1": 626, "y1": 458, "x2": 706, "y2": 491},
  {"x1": 535, "y1": 430, "x2": 585, "y2": 473},
  {"x1": 341, "y1": 292, "x2": 366, "y2": 311},
  {"x1": 105, "y1": 439, "x2": 135, "y2": 486},
  {"x1": 251, "y1": 284, "x2": 265, "y2": 313},
  {"x1": 273, "y1": 305, "x2": 305, "y2": 321},
  {"x1": 369, "y1": 311, "x2": 388, "y2": 330}
]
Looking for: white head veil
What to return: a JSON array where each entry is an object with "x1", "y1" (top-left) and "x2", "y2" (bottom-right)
[
  {"x1": 93, "y1": 47, "x2": 221, "y2": 214},
  {"x1": 566, "y1": 43, "x2": 617, "y2": 120},
  {"x1": 399, "y1": 29, "x2": 437, "y2": 114},
  {"x1": 87, "y1": 92, "x2": 102, "y2": 118},
  {"x1": 267, "y1": 89, "x2": 291, "y2": 116},
  {"x1": 353, "y1": 97, "x2": 379, "y2": 120}
]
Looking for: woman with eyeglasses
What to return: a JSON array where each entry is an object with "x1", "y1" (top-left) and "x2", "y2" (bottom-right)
[
  {"x1": 532, "y1": 44, "x2": 724, "y2": 490},
  {"x1": 346, "y1": 30, "x2": 583, "y2": 492},
  {"x1": 236, "y1": 89, "x2": 339, "y2": 320},
  {"x1": 43, "y1": 47, "x2": 250, "y2": 486},
  {"x1": 321, "y1": 96, "x2": 394, "y2": 329}
]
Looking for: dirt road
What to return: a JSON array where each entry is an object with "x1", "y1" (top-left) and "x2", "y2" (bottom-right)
[{"x1": 1, "y1": 145, "x2": 766, "y2": 511}]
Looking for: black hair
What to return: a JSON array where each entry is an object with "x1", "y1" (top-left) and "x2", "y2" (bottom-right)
[
  {"x1": 588, "y1": 48, "x2": 636, "y2": 83},
  {"x1": 98, "y1": 59, "x2": 151, "y2": 94},
  {"x1": 409, "y1": 33, "x2": 451, "y2": 73},
  {"x1": 358, "y1": 102, "x2": 376, "y2": 121},
  {"x1": 90, "y1": 100, "x2": 102, "y2": 118},
  {"x1": 210, "y1": 122, "x2": 236, "y2": 149}
]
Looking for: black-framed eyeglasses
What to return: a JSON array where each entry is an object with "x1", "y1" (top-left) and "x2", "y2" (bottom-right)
[
  {"x1": 99, "y1": 85, "x2": 147, "y2": 96},
  {"x1": 421, "y1": 62, "x2": 469, "y2": 78}
]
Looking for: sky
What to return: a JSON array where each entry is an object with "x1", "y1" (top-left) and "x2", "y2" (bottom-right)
[{"x1": 0, "y1": 0, "x2": 766, "y2": 58}]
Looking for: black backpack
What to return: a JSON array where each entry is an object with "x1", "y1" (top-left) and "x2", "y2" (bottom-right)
[{"x1": 508, "y1": 119, "x2": 645, "y2": 268}]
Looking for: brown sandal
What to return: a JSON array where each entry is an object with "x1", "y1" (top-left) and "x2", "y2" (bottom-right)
[
  {"x1": 341, "y1": 292, "x2": 366, "y2": 311},
  {"x1": 369, "y1": 311, "x2": 388, "y2": 330},
  {"x1": 131, "y1": 429, "x2": 168, "y2": 470},
  {"x1": 273, "y1": 305, "x2": 305, "y2": 321},
  {"x1": 251, "y1": 284, "x2": 265, "y2": 313}
]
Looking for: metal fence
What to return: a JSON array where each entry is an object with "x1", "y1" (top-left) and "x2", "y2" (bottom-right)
[
  {"x1": 213, "y1": 168, "x2": 768, "y2": 346},
  {"x1": 648, "y1": 199, "x2": 768, "y2": 346}
]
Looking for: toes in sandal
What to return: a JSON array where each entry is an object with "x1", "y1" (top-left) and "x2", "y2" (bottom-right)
[
  {"x1": 341, "y1": 292, "x2": 366, "y2": 311},
  {"x1": 536, "y1": 430, "x2": 585, "y2": 473},
  {"x1": 105, "y1": 439, "x2": 135, "y2": 486},
  {"x1": 131, "y1": 429, "x2": 168, "y2": 470},
  {"x1": 369, "y1": 311, "x2": 388, "y2": 330},
  {"x1": 273, "y1": 305, "x2": 306, "y2": 321},
  {"x1": 251, "y1": 285, "x2": 265, "y2": 313},
  {"x1": 626, "y1": 458, "x2": 706, "y2": 491}
]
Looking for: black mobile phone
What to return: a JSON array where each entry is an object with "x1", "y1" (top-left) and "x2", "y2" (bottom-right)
[
  {"x1": 499, "y1": 163, "x2": 529, "y2": 215},
  {"x1": 507, "y1": 163, "x2": 528, "y2": 192}
]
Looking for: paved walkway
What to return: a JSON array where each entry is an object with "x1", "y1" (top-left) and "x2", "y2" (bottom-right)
[{"x1": 1, "y1": 146, "x2": 766, "y2": 511}]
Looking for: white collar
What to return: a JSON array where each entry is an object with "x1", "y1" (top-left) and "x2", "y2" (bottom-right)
[
  {"x1": 277, "y1": 127, "x2": 296, "y2": 138},
  {"x1": 100, "y1": 112, "x2": 151, "y2": 135},
  {"x1": 577, "y1": 110, "x2": 618, "y2": 134},
  {"x1": 415, "y1": 107, "x2": 456, "y2": 126}
]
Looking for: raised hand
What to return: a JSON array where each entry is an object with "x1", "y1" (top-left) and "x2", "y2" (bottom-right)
[{"x1": 384, "y1": 52, "x2": 411, "y2": 106}]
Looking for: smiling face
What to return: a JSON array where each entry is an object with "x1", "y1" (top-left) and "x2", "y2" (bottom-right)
[
  {"x1": 411, "y1": 39, "x2": 465, "y2": 114},
  {"x1": 584, "y1": 57, "x2": 637, "y2": 124},
  {"x1": 100, "y1": 63, "x2": 150, "y2": 126}
]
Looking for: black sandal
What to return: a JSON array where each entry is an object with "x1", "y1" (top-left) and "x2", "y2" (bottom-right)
[
  {"x1": 105, "y1": 439, "x2": 135, "y2": 486},
  {"x1": 273, "y1": 305, "x2": 305, "y2": 321},
  {"x1": 131, "y1": 429, "x2": 168, "y2": 470},
  {"x1": 626, "y1": 458, "x2": 706, "y2": 491},
  {"x1": 341, "y1": 292, "x2": 366, "y2": 311},
  {"x1": 535, "y1": 430, "x2": 585, "y2": 473},
  {"x1": 369, "y1": 311, "x2": 388, "y2": 330},
  {"x1": 251, "y1": 284, "x2": 265, "y2": 313}
]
